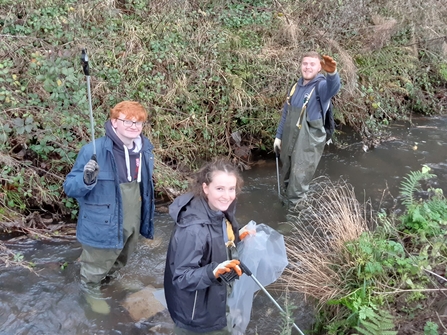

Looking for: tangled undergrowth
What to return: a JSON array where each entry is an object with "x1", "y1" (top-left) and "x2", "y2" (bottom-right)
[{"x1": 0, "y1": 0, "x2": 446, "y2": 227}]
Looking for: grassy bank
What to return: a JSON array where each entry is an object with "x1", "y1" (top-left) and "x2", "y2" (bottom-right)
[
  {"x1": 0, "y1": 0, "x2": 446, "y2": 222},
  {"x1": 282, "y1": 167, "x2": 447, "y2": 334}
]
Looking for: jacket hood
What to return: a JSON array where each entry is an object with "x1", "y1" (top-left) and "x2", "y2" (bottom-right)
[
  {"x1": 169, "y1": 192, "x2": 235, "y2": 228},
  {"x1": 104, "y1": 120, "x2": 143, "y2": 152},
  {"x1": 105, "y1": 119, "x2": 143, "y2": 182}
]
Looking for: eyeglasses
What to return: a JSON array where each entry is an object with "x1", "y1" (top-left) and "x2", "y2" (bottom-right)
[{"x1": 117, "y1": 118, "x2": 144, "y2": 127}]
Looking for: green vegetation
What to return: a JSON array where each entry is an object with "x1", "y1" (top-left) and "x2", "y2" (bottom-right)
[
  {"x1": 0, "y1": 0, "x2": 446, "y2": 223},
  {"x1": 0, "y1": 245, "x2": 35, "y2": 271},
  {"x1": 283, "y1": 166, "x2": 447, "y2": 334}
]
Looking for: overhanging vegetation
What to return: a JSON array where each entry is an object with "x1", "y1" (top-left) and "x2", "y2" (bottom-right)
[{"x1": 0, "y1": 0, "x2": 446, "y2": 222}]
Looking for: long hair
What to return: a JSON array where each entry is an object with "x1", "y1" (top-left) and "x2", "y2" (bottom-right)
[{"x1": 190, "y1": 157, "x2": 244, "y2": 198}]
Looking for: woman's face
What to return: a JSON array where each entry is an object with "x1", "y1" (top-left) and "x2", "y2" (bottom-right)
[{"x1": 203, "y1": 171, "x2": 237, "y2": 212}]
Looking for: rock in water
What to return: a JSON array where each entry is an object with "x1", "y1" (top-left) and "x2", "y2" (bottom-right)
[{"x1": 122, "y1": 286, "x2": 166, "y2": 321}]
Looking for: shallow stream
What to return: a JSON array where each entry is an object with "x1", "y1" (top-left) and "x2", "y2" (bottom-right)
[{"x1": 1, "y1": 116, "x2": 446, "y2": 335}]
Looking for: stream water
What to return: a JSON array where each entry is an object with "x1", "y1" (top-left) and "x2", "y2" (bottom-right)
[{"x1": 1, "y1": 116, "x2": 446, "y2": 335}]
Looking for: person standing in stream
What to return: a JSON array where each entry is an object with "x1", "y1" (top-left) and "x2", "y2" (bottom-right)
[
  {"x1": 164, "y1": 158, "x2": 254, "y2": 334},
  {"x1": 273, "y1": 51, "x2": 341, "y2": 208},
  {"x1": 64, "y1": 101, "x2": 155, "y2": 298}
]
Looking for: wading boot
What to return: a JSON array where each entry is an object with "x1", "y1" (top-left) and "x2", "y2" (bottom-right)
[{"x1": 80, "y1": 281, "x2": 111, "y2": 315}]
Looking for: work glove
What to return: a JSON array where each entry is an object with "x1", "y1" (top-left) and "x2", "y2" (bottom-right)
[
  {"x1": 273, "y1": 138, "x2": 281, "y2": 155},
  {"x1": 320, "y1": 55, "x2": 337, "y2": 74},
  {"x1": 213, "y1": 259, "x2": 242, "y2": 278},
  {"x1": 239, "y1": 226, "x2": 256, "y2": 240},
  {"x1": 83, "y1": 159, "x2": 99, "y2": 185}
]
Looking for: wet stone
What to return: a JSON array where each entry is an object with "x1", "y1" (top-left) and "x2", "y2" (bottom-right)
[{"x1": 122, "y1": 285, "x2": 166, "y2": 321}]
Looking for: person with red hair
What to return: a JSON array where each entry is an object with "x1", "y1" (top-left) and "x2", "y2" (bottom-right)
[{"x1": 64, "y1": 101, "x2": 155, "y2": 311}]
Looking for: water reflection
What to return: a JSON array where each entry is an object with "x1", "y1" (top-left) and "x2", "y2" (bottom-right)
[
  {"x1": 1, "y1": 116, "x2": 446, "y2": 335},
  {"x1": 319, "y1": 116, "x2": 447, "y2": 210}
]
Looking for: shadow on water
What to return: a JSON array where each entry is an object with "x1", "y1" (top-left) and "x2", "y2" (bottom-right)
[{"x1": 1, "y1": 116, "x2": 446, "y2": 335}]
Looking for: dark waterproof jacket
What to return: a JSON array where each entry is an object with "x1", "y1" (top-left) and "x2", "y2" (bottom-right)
[
  {"x1": 63, "y1": 135, "x2": 155, "y2": 249},
  {"x1": 275, "y1": 72, "x2": 341, "y2": 140},
  {"x1": 164, "y1": 192, "x2": 240, "y2": 333}
]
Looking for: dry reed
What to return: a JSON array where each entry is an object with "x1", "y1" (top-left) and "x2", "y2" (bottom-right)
[{"x1": 281, "y1": 177, "x2": 373, "y2": 306}]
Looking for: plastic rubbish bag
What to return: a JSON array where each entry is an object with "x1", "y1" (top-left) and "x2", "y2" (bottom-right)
[{"x1": 228, "y1": 220, "x2": 288, "y2": 334}]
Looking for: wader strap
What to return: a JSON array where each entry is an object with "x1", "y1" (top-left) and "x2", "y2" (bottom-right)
[
  {"x1": 222, "y1": 218, "x2": 238, "y2": 260},
  {"x1": 286, "y1": 83, "x2": 297, "y2": 105},
  {"x1": 224, "y1": 219, "x2": 235, "y2": 248},
  {"x1": 296, "y1": 87, "x2": 316, "y2": 130}
]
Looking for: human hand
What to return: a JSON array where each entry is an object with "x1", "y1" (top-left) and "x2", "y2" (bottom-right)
[
  {"x1": 320, "y1": 55, "x2": 337, "y2": 74},
  {"x1": 83, "y1": 159, "x2": 99, "y2": 185},
  {"x1": 213, "y1": 259, "x2": 242, "y2": 278},
  {"x1": 273, "y1": 138, "x2": 281, "y2": 155},
  {"x1": 239, "y1": 226, "x2": 256, "y2": 240}
]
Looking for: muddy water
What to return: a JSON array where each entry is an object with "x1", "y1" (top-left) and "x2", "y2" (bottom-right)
[{"x1": 1, "y1": 116, "x2": 446, "y2": 335}]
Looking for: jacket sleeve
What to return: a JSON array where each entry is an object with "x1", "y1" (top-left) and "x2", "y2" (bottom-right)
[
  {"x1": 317, "y1": 72, "x2": 341, "y2": 102},
  {"x1": 171, "y1": 225, "x2": 219, "y2": 292},
  {"x1": 275, "y1": 101, "x2": 289, "y2": 140},
  {"x1": 63, "y1": 144, "x2": 96, "y2": 199}
]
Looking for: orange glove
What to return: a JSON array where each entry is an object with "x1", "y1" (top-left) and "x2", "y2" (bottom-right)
[
  {"x1": 320, "y1": 55, "x2": 337, "y2": 73},
  {"x1": 213, "y1": 259, "x2": 242, "y2": 278},
  {"x1": 239, "y1": 230, "x2": 250, "y2": 240},
  {"x1": 239, "y1": 228, "x2": 256, "y2": 240}
]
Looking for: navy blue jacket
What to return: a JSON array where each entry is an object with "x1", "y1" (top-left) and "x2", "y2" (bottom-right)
[
  {"x1": 276, "y1": 72, "x2": 341, "y2": 139},
  {"x1": 63, "y1": 135, "x2": 155, "y2": 249}
]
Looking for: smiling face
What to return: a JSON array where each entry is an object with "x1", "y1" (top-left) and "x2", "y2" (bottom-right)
[
  {"x1": 202, "y1": 170, "x2": 237, "y2": 212},
  {"x1": 111, "y1": 112, "x2": 143, "y2": 145},
  {"x1": 301, "y1": 56, "x2": 321, "y2": 84},
  {"x1": 109, "y1": 101, "x2": 148, "y2": 147}
]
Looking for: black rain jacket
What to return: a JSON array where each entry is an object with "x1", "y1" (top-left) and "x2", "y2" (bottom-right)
[{"x1": 164, "y1": 192, "x2": 240, "y2": 332}]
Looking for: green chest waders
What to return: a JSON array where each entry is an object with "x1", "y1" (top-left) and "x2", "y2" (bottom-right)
[
  {"x1": 280, "y1": 101, "x2": 327, "y2": 205},
  {"x1": 113, "y1": 180, "x2": 142, "y2": 271},
  {"x1": 80, "y1": 180, "x2": 142, "y2": 284}
]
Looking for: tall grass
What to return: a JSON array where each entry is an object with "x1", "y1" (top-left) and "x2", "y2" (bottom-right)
[
  {"x1": 281, "y1": 169, "x2": 447, "y2": 334},
  {"x1": 282, "y1": 177, "x2": 371, "y2": 305}
]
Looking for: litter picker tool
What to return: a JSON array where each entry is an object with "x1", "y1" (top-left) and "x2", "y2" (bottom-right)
[
  {"x1": 239, "y1": 261, "x2": 305, "y2": 335},
  {"x1": 275, "y1": 146, "x2": 281, "y2": 198},
  {"x1": 80, "y1": 49, "x2": 96, "y2": 161}
]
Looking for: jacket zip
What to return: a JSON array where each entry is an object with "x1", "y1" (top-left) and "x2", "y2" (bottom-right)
[{"x1": 191, "y1": 290, "x2": 198, "y2": 320}]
